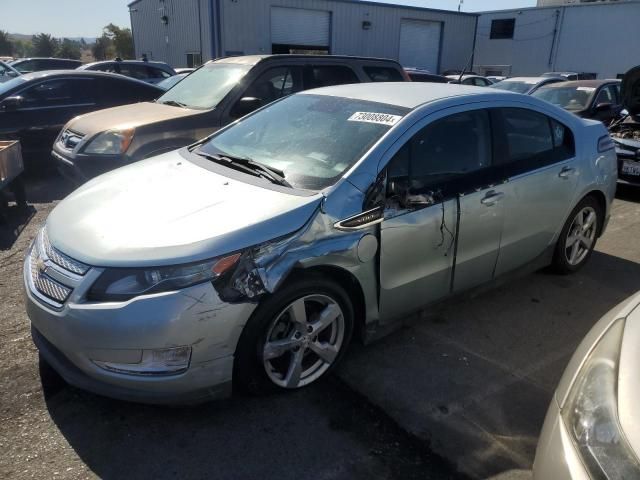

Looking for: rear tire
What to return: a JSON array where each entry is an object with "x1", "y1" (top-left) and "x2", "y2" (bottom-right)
[
  {"x1": 234, "y1": 273, "x2": 354, "y2": 395},
  {"x1": 551, "y1": 196, "x2": 602, "y2": 274}
]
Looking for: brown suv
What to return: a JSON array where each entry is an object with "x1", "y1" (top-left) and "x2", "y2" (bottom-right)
[{"x1": 53, "y1": 54, "x2": 409, "y2": 183}]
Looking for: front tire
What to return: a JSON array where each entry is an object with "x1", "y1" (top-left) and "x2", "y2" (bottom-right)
[
  {"x1": 234, "y1": 274, "x2": 354, "y2": 395},
  {"x1": 551, "y1": 196, "x2": 602, "y2": 274}
]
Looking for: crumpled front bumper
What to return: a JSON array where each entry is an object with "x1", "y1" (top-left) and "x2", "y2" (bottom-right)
[{"x1": 23, "y1": 244, "x2": 257, "y2": 405}]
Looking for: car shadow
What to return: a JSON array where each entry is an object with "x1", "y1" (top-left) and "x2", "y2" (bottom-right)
[
  {"x1": 616, "y1": 183, "x2": 640, "y2": 202},
  {"x1": 338, "y1": 250, "x2": 640, "y2": 478}
]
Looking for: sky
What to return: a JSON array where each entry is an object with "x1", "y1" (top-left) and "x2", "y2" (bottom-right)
[{"x1": 1, "y1": 0, "x2": 537, "y2": 38}]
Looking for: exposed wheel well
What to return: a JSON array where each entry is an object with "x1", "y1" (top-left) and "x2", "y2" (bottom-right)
[
  {"x1": 287, "y1": 266, "x2": 367, "y2": 343},
  {"x1": 583, "y1": 190, "x2": 607, "y2": 236}
]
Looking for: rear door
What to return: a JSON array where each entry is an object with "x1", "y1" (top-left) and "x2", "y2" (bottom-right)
[{"x1": 492, "y1": 107, "x2": 578, "y2": 277}]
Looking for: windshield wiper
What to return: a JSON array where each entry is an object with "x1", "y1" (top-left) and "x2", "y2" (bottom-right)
[
  {"x1": 159, "y1": 99, "x2": 187, "y2": 108},
  {"x1": 195, "y1": 151, "x2": 292, "y2": 188}
]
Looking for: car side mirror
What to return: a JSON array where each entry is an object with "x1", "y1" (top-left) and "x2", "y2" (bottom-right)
[
  {"x1": 231, "y1": 97, "x2": 262, "y2": 118},
  {"x1": 594, "y1": 102, "x2": 612, "y2": 113},
  {"x1": 7, "y1": 71, "x2": 18, "y2": 78},
  {"x1": 0, "y1": 96, "x2": 23, "y2": 111},
  {"x1": 405, "y1": 193, "x2": 435, "y2": 209}
]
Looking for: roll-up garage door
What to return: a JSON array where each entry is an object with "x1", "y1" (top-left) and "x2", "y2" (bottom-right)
[
  {"x1": 271, "y1": 7, "x2": 331, "y2": 48},
  {"x1": 399, "y1": 20, "x2": 442, "y2": 72}
]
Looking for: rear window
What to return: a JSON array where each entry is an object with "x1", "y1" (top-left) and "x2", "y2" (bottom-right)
[{"x1": 364, "y1": 66, "x2": 403, "y2": 82}]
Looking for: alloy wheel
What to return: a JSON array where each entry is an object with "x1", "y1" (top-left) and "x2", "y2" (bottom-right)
[
  {"x1": 564, "y1": 206, "x2": 597, "y2": 266},
  {"x1": 262, "y1": 294, "x2": 345, "y2": 389}
]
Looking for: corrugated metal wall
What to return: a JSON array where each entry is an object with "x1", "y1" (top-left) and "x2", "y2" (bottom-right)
[
  {"x1": 474, "y1": 1, "x2": 640, "y2": 78},
  {"x1": 130, "y1": 0, "x2": 212, "y2": 67},
  {"x1": 130, "y1": 0, "x2": 477, "y2": 73},
  {"x1": 217, "y1": 0, "x2": 477, "y2": 73}
]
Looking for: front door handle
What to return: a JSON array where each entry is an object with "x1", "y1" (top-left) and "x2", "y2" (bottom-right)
[
  {"x1": 480, "y1": 191, "x2": 505, "y2": 206},
  {"x1": 559, "y1": 166, "x2": 576, "y2": 179}
]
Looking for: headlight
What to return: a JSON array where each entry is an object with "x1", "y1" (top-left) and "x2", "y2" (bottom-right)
[
  {"x1": 563, "y1": 319, "x2": 640, "y2": 478},
  {"x1": 88, "y1": 253, "x2": 241, "y2": 302},
  {"x1": 83, "y1": 128, "x2": 135, "y2": 155}
]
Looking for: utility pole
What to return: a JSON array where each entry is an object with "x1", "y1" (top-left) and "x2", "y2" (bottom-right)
[{"x1": 458, "y1": 0, "x2": 464, "y2": 12}]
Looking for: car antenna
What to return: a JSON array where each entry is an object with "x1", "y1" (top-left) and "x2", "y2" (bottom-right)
[{"x1": 457, "y1": 48, "x2": 475, "y2": 83}]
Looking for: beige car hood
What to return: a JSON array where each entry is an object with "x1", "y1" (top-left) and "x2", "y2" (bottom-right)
[{"x1": 66, "y1": 101, "x2": 200, "y2": 137}]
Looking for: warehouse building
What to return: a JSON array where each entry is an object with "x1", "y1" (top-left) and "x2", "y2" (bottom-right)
[
  {"x1": 128, "y1": 0, "x2": 478, "y2": 73},
  {"x1": 474, "y1": 0, "x2": 640, "y2": 78}
]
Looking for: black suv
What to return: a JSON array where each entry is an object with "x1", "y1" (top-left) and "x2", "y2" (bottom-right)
[{"x1": 53, "y1": 54, "x2": 409, "y2": 183}]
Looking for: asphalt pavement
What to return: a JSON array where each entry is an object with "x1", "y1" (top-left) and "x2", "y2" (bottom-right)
[{"x1": 1, "y1": 176, "x2": 639, "y2": 480}]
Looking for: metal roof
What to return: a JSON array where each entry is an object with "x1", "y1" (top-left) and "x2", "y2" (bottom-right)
[
  {"x1": 299, "y1": 82, "x2": 514, "y2": 109},
  {"x1": 128, "y1": 0, "x2": 478, "y2": 17}
]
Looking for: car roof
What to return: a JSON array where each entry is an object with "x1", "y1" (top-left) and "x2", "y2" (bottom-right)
[
  {"x1": 214, "y1": 54, "x2": 402, "y2": 66},
  {"x1": 500, "y1": 77, "x2": 553, "y2": 83},
  {"x1": 300, "y1": 82, "x2": 514, "y2": 109},
  {"x1": 81, "y1": 59, "x2": 171, "y2": 67},
  {"x1": 540, "y1": 79, "x2": 620, "y2": 89},
  {"x1": 14, "y1": 69, "x2": 164, "y2": 86},
  {"x1": 11, "y1": 57, "x2": 80, "y2": 62}
]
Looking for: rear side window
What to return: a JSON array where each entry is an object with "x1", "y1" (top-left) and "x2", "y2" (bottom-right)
[
  {"x1": 494, "y1": 108, "x2": 574, "y2": 173},
  {"x1": 307, "y1": 65, "x2": 359, "y2": 88},
  {"x1": 364, "y1": 66, "x2": 403, "y2": 82}
]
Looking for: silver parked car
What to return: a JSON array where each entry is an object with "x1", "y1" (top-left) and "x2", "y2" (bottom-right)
[
  {"x1": 24, "y1": 83, "x2": 617, "y2": 404},
  {"x1": 490, "y1": 76, "x2": 567, "y2": 95},
  {"x1": 534, "y1": 291, "x2": 640, "y2": 479}
]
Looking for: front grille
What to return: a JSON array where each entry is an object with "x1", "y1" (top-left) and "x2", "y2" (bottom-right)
[
  {"x1": 41, "y1": 229, "x2": 89, "y2": 275},
  {"x1": 27, "y1": 229, "x2": 90, "y2": 307},
  {"x1": 29, "y1": 247, "x2": 72, "y2": 303},
  {"x1": 59, "y1": 129, "x2": 85, "y2": 151}
]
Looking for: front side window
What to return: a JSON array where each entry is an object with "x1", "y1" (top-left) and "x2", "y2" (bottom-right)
[
  {"x1": 19, "y1": 79, "x2": 93, "y2": 108},
  {"x1": 12, "y1": 60, "x2": 35, "y2": 73},
  {"x1": 199, "y1": 94, "x2": 407, "y2": 190},
  {"x1": 386, "y1": 110, "x2": 493, "y2": 201},
  {"x1": 157, "y1": 62, "x2": 250, "y2": 110},
  {"x1": 595, "y1": 85, "x2": 617, "y2": 106},
  {"x1": 243, "y1": 66, "x2": 303, "y2": 105}
]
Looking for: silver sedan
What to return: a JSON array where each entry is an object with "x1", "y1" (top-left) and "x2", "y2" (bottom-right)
[
  {"x1": 24, "y1": 83, "x2": 617, "y2": 404},
  {"x1": 534, "y1": 292, "x2": 640, "y2": 479}
]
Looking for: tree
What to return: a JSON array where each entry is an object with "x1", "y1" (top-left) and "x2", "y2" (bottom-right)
[
  {"x1": 91, "y1": 35, "x2": 111, "y2": 61},
  {"x1": 0, "y1": 30, "x2": 13, "y2": 56},
  {"x1": 12, "y1": 39, "x2": 33, "y2": 58},
  {"x1": 32, "y1": 33, "x2": 58, "y2": 57},
  {"x1": 57, "y1": 38, "x2": 81, "y2": 60},
  {"x1": 103, "y1": 24, "x2": 134, "y2": 59}
]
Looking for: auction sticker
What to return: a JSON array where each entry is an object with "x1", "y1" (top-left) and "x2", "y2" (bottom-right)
[{"x1": 348, "y1": 112, "x2": 402, "y2": 126}]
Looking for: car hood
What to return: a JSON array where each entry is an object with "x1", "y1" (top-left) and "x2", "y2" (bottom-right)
[
  {"x1": 65, "y1": 101, "x2": 200, "y2": 137},
  {"x1": 622, "y1": 65, "x2": 640, "y2": 116},
  {"x1": 46, "y1": 151, "x2": 323, "y2": 267}
]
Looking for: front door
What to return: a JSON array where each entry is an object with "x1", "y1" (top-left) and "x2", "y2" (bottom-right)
[{"x1": 379, "y1": 108, "x2": 502, "y2": 320}]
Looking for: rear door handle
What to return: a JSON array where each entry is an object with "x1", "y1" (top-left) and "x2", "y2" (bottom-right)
[
  {"x1": 480, "y1": 191, "x2": 505, "y2": 206},
  {"x1": 559, "y1": 166, "x2": 576, "y2": 179}
]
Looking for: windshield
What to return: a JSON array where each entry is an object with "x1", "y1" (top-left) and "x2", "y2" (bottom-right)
[
  {"x1": 533, "y1": 86, "x2": 595, "y2": 111},
  {"x1": 0, "y1": 76, "x2": 26, "y2": 96},
  {"x1": 489, "y1": 80, "x2": 534, "y2": 94},
  {"x1": 199, "y1": 94, "x2": 408, "y2": 190},
  {"x1": 157, "y1": 63, "x2": 249, "y2": 110}
]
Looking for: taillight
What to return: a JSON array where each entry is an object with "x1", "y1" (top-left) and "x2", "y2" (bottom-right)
[{"x1": 598, "y1": 135, "x2": 615, "y2": 153}]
